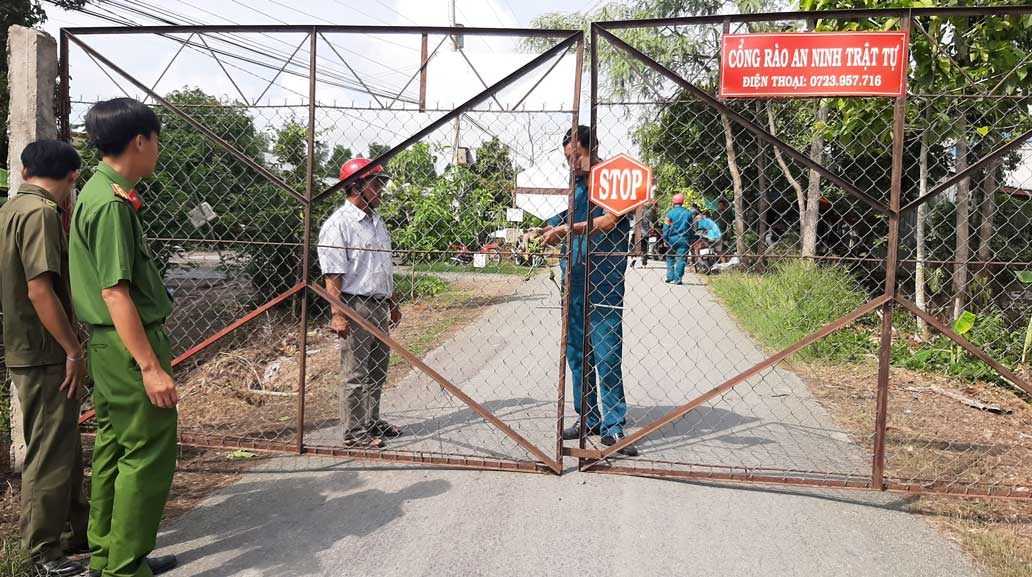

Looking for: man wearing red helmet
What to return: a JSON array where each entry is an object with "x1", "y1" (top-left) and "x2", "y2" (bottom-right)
[{"x1": 317, "y1": 158, "x2": 402, "y2": 449}]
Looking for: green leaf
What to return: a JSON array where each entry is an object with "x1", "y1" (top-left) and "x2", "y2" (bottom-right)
[
  {"x1": 975, "y1": 126, "x2": 990, "y2": 137},
  {"x1": 226, "y1": 450, "x2": 256, "y2": 460},
  {"x1": 1023, "y1": 316, "x2": 1032, "y2": 365},
  {"x1": 1017, "y1": 271, "x2": 1032, "y2": 284},
  {"x1": 952, "y1": 310, "x2": 977, "y2": 336}
]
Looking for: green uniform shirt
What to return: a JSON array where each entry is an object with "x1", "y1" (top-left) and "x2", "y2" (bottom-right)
[
  {"x1": 0, "y1": 183, "x2": 73, "y2": 368},
  {"x1": 69, "y1": 162, "x2": 172, "y2": 327}
]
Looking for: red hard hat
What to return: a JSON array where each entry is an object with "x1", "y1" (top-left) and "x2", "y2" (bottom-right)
[
  {"x1": 340, "y1": 158, "x2": 390, "y2": 181},
  {"x1": 672, "y1": 193, "x2": 685, "y2": 205}
]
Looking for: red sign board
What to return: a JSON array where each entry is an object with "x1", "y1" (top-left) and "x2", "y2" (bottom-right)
[
  {"x1": 589, "y1": 154, "x2": 653, "y2": 217},
  {"x1": 720, "y1": 32, "x2": 908, "y2": 98}
]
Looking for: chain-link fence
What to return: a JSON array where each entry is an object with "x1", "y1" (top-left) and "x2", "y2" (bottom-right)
[
  {"x1": 580, "y1": 8, "x2": 1031, "y2": 497},
  {"x1": 52, "y1": 7, "x2": 1031, "y2": 497},
  {"x1": 61, "y1": 25, "x2": 584, "y2": 473}
]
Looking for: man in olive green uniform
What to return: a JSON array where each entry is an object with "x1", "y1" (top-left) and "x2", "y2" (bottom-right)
[
  {"x1": 0, "y1": 140, "x2": 90, "y2": 576},
  {"x1": 70, "y1": 98, "x2": 178, "y2": 577}
]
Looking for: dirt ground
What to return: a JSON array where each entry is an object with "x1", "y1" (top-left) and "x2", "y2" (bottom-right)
[
  {"x1": 803, "y1": 362, "x2": 1032, "y2": 577},
  {"x1": 170, "y1": 276, "x2": 523, "y2": 443}
]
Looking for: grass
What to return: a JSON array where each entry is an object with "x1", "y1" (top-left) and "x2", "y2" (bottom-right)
[
  {"x1": 708, "y1": 260, "x2": 876, "y2": 362},
  {"x1": 0, "y1": 536, "x2": 31, "y2": 577},
  {"x1": 393, "y1": 274, "x2": 449, "y2": 303},
  {"x1": 956, "y1": 523, "x2": 1032, "y2": 577},
  {"x1": 410, "y1": 262, "x2": 538, "y2": 276},
  {"x1": 386, "y1": 280, "x2": 474, "y2": 369}
]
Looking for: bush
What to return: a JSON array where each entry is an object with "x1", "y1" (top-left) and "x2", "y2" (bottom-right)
[
  {"x1": 895, "y1": 306, "x2": 1025, "y2": 384},
  {"x1": 709, "y1": 260, "x2": 876, "y2": 362}
]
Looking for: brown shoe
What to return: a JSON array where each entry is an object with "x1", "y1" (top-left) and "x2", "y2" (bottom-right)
[{"x1": 369, "y1": 421, "x2": 403, "y2": 438}]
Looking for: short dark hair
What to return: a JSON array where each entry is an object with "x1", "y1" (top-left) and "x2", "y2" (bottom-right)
[
  {"x1": 563, "y1": 125, "x2": 594, "y2": 149},
  {"x1": 21, "y1": 140, "x2": 81, "y2": 179},
  {"x1": 85, "y1": 97, "x2": 161, "y2": 156}
]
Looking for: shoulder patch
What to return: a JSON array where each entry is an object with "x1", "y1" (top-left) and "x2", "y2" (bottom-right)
[{"x1": 111, "y1": 183, "x2": 142, "y2": 212}]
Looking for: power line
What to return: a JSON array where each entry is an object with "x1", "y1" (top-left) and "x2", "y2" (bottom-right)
[
  {"x1": 259, "y1": 0, "x2": 419, "y2": 53},
  {"x1": 166, "y1": 0, "x2": 412, "y2": 90},
  {"x1": 59, "y1": 1, "x2": 416, "y2": 103},
  {"x1": 86, "y1": 0, "x2": 418, "y2": 101},
  {"x1": 227, "y1": 0, "x2": 416, "y2": 84},
  {"x1": 330, "y1": 0, "x2": 419, "y2": 27}
]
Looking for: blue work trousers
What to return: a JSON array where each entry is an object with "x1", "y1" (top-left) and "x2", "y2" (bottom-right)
[
  {"x1": 563, "y1": 276, "x2": 627, "y2": 436},
  {"x1": 666, "y1": 242, "x2": 690, "y2": 283}
]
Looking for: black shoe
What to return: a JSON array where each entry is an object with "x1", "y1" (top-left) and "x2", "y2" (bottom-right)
[
  {"x1": 601, "y1": 432, "x2": 640, "y2": 457},
  {"x1": 562, "y1": 423, "x2": 600, "y2": 440},
  {"x1": 147, "y1": 555, "x2": 179, "y2": 575},
  {"x1": 89, "y1": 556, "x2": 178, "y2": 577},
  {"x1": 38, "y1": 558, "x2": 85, "y2": 577}
]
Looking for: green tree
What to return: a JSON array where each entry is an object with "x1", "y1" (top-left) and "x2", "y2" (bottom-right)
[
  {"x1": 76, "y1": 89, "x2": 304, "y2": 302},
  {"x1": 471, "y1": 138, "x2": 518, "y2": 206},
  {"x1": 1, "y1": 1, "x2": 85, "y2": 168},
  {"x1": 326, "y1": 145, "x2": 353, "y2": 176},
  {"x1": 367, "y1": 142, "x2": 391, "y2": 159}
]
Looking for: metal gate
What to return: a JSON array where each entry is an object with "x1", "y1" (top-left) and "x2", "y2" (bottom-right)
[
  {"x1": 57, "y1": 5, "x2": 1032, "y2": 499},
  {"x1": 580, "y1": 6, "x2": 1032, "y2": 498},
  {"x1": 62, "y1": 24, "x2": 585, "y2": 475}
]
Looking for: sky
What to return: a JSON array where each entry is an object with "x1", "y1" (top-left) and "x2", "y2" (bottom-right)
[{"x1": 39, "y1": 0, "x2": 617, "y2": 191}]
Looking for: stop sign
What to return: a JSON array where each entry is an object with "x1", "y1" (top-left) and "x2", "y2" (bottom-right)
[{"x1": 589, "y1": 153, "x2": 653, "y2": 216}]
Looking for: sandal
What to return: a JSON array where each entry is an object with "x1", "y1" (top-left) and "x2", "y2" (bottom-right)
[
  {"x1": 370, "y1": 421, "x2": 403, "y2": 438},
  {"x1": 341, "y1": 435, "x2": 387, "y2": 449}
]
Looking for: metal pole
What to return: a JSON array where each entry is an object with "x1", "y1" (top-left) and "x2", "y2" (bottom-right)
[
  {"x1": 419, "y1": 33, "x2": 429, "y2": 112},
  {"x1": 578, "y1": 24, "x2": 600, "y2": 463},
  {"x1": 296, "y1": 29, "x2": 317, "y2": 454},
  {"x1": 871, "y1": 13, "x2": 910, "y2": 491},
  {"x1": 556, "y1": 34, "x2": 585, "y2": 467}
]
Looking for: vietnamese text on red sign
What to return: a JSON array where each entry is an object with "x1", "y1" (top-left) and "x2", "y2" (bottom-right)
[{"x1": 720, "y1": 32, "x2": 908, "y2": 97}]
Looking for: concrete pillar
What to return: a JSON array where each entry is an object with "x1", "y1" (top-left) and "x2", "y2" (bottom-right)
[
  {"x1": 7, "y1": 24, "x2": 58, "y2": 193},
  {"x1": 5, "y1": 24, "x2": 59, "y2": 471}
]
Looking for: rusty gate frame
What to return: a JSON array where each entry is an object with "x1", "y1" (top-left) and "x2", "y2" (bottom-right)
[
  {"x1": 60, "y1": 24, "x2": 585, "y2": 475},
  {"x1": 579, "y1": 6, "x2": 1032, "y2": 498},
  {"x1": 56, "y1": 7, "x2": 1032, "y2": 495}
]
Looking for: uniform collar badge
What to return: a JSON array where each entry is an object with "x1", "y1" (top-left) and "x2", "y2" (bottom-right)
[{"x1": 112, "y1": 183, "x2": 142, "y2": 212}]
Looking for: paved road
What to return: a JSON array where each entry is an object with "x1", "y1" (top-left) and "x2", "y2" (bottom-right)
[
  {"x1": 156, "y1": 265, "x2": 980, "y2": 576},
  {"x1": 157, "y1": 459, "x2": 977, "y2": 577}
]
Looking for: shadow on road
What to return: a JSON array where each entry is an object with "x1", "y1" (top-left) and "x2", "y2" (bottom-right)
[{"x1": 160, "y1": 473, "x2": 450, "y2": 577}]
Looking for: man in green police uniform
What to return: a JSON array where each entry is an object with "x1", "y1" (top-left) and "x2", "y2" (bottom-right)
[
  {"x1": 0, "y1": 140, "x2": 90, "y2": 576},
  {"x1": 70, "y1": 98, "x2": 178, "y2": 577}
]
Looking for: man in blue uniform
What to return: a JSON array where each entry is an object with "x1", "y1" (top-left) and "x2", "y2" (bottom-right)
[
  {"x1": 538, "y1": 126, "x2": 638, "y2": 457},
  {"x1": 662, "y1": 193, "x2": 694, "y2": 285}
]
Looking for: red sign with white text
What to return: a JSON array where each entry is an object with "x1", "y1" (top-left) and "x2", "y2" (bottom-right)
[{"x1": 720, "y1": 32, "x2": 908, "y2": 98}]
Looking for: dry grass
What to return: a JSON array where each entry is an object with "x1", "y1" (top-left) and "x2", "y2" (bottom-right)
[
  {"x1": 804, "y1": 361, "x2": 1032, "y2": 577},
  {"x1": 170, "y1": 276, "x2": 521, "y2": 442}
]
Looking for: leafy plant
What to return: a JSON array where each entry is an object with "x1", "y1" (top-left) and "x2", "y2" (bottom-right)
[{"x1": 1019, "y1": 271, "x2": 1032, "y2": 366}]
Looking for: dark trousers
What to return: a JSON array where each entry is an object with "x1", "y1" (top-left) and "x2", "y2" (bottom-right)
[{"x1": 11, "y1": 363, "x2": 90, "y2": 563}]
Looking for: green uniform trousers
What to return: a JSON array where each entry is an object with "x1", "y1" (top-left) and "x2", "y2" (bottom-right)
[
  {"x1": 86, "y1": 324, "x2": 177, "y2": 577},
  {"x1": 10, "y1": 364, "x2": 90, "y2": 563}
]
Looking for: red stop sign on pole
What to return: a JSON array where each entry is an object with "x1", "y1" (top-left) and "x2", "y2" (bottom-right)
[{"x1": 589, "y1": 153, "x2": 653, "y2": 216}]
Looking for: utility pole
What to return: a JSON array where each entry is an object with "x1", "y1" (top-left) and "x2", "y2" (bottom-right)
[{"x1": 450, "y1": 0, "x2": 463, "y2": 166}]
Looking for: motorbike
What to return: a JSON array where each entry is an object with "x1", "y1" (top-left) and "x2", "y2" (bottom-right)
[{"x1": 449, "y1": 242, "x2": 502, "y2": 266}]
